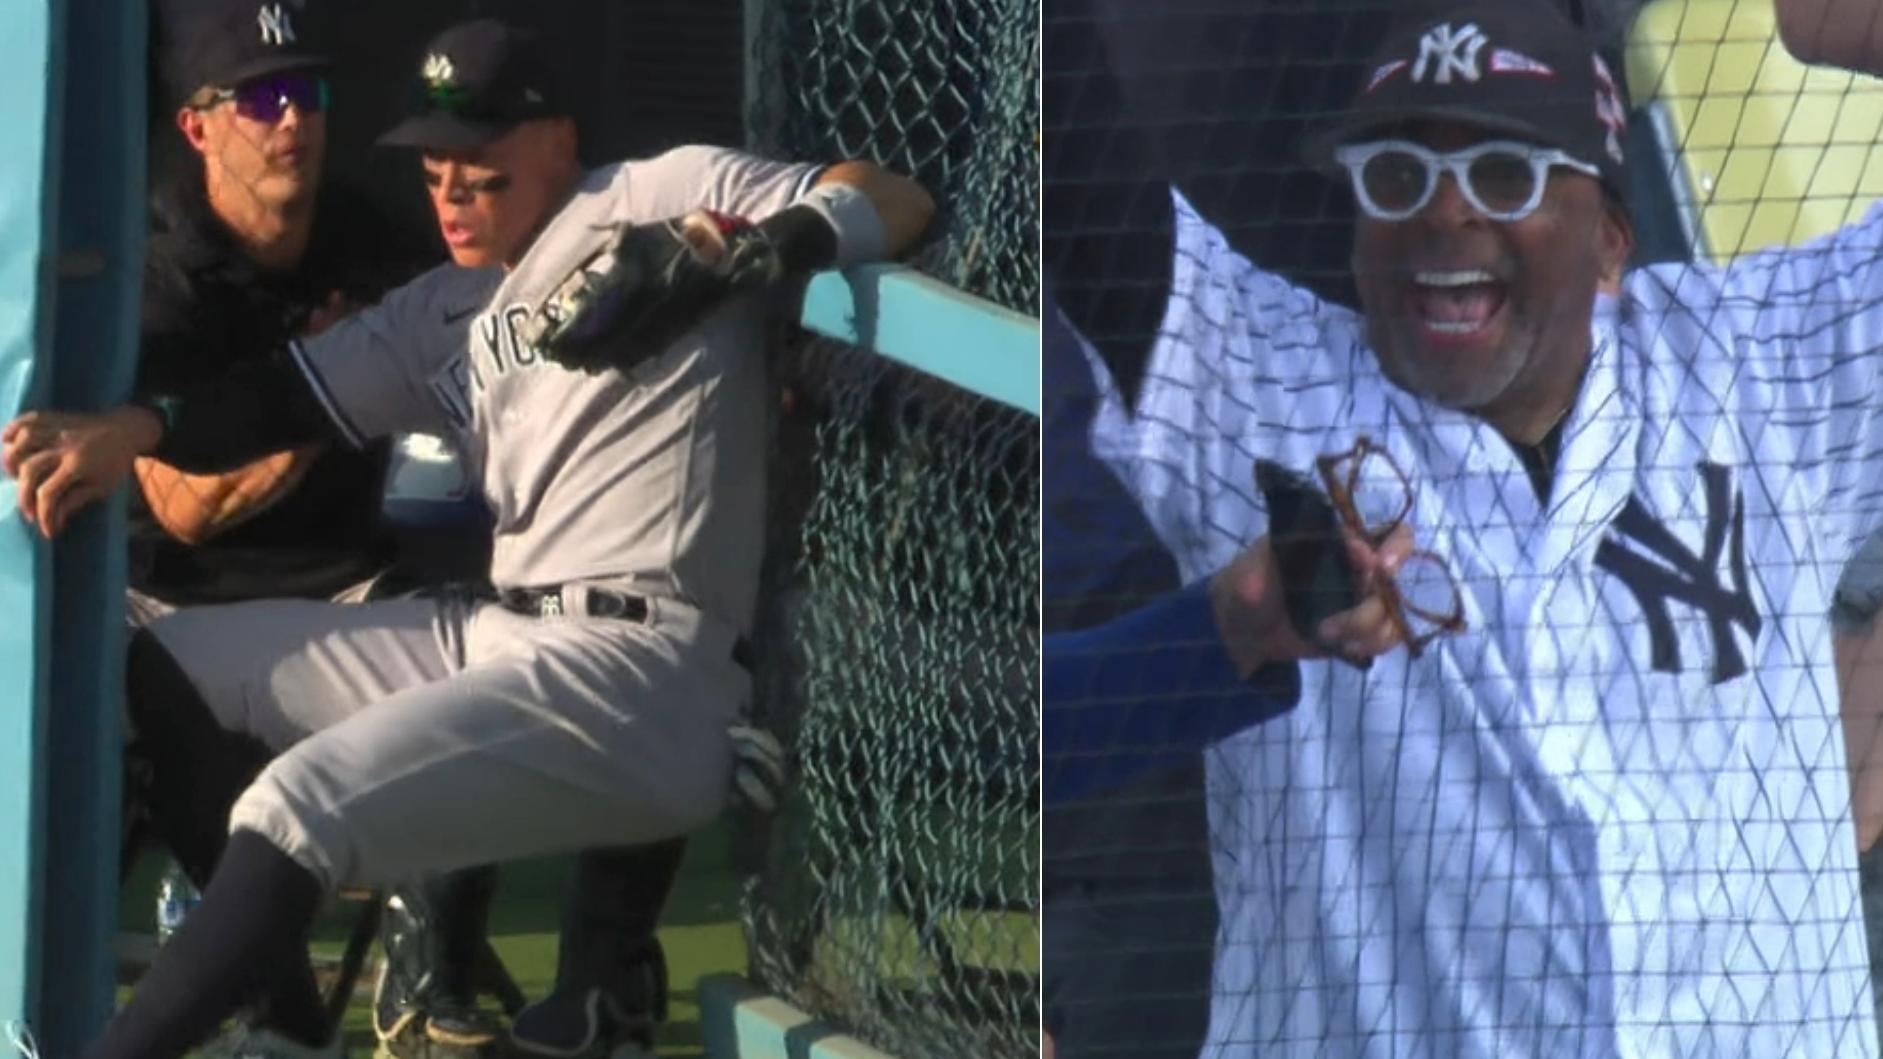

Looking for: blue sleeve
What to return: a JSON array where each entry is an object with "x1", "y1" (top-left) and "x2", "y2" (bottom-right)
[
  {"x1": 1043, "y1": 580, "x2": 1301, "y2": 805},
  {"x1": 1041, "y1": 290, "x2": 1182, "y2": 630}
]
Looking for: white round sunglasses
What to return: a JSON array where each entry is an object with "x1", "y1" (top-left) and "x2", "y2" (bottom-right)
[{"x1": 1332, "y1": 139, "x2": 1602, "y2": 222}]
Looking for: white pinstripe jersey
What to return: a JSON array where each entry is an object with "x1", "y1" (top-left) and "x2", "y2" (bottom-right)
[
  {"x1": 1089, "y1": 188, "x2": 1883, "y2": 1058},
  {"x1": 288, "y1": 146, "x2": 822, "y2": 629}
]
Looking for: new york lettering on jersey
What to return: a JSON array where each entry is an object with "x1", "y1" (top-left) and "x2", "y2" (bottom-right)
[
  {"x1": 470, "y1": 302, "x2": 542, "y2": 387},
  {"x1": 299, "y1": 146, "x2": 822, "y2": 615},
  {"x1": 425, "y1": 296, "x2": 576, "y2": 432},
  {"x1": 1087, "y1": 186, "x2": 1883, "y2": 1058}
]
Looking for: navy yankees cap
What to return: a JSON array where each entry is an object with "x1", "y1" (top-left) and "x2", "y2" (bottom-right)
[
  {"x1": 158, "y1": 0, "x2": 330, "y2": 106},
  {"x1": 1302, "y1": 0, "x2": 1630, "y2": 199},
  {"x1": 377, "y1": 19, "x2": 571, "y2": 150}
]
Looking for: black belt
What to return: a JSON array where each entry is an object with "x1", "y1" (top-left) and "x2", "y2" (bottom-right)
[
  {"x1": 497, "y1": 585, "x2": 755, "y2": 672},
  {"x1": 499, "y1": 584, "x2": 646, "y2": 621}
]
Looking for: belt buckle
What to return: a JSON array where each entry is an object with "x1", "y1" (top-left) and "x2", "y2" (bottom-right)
[{"x1": 537, "y1": 591, "x2": 564, "y2": 618}]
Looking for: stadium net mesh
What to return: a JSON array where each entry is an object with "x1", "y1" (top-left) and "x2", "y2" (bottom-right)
[
  {"x1": 741, "y1": 1, "x2": 1041, "y2": 1056},
  {"x1": 1046, "y1": 0, "x2": 1883, "y2": 1056}
]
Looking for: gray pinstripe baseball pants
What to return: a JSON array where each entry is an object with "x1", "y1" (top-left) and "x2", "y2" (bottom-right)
[{"x1": 146, "y1": 587, "x2": 746, "y2": 890}]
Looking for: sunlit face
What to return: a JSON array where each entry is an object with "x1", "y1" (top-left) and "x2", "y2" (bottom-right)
[
  {"x1": 177, "y1": 72, "x2": 328, "y2": 210},
  {"x1": 419, "y1": 118, "x2": 577, "y2": 268},
  {"x1": 1350, "y1": 121, "x2": 1632, "y2": 418}
]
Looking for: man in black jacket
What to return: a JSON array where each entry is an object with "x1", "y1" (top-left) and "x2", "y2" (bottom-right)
[
  {"x1": 133, "y1": 3, "x2": 500, "y2": 1054},
  {"x1": 133, "y1": 9, "x2": 403, "y2": 622}
]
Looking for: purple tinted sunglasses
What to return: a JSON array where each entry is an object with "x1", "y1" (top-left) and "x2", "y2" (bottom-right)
[{"x1": 198, "y1": 72, "x2": 330, "y2": 124}]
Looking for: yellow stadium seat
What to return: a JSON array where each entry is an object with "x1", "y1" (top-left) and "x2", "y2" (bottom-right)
[{"x1": 1626, "y1": 0, "x2": 1883, "y2": 262}]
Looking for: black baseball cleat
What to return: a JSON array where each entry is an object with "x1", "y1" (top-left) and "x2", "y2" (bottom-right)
[
  {"x1": 374, "y1": 868, "x2": 512, "y2": 1059},
  {"x1": 374, "y1": 988, "x2": 507, "y2": 1059},
  {"x1": 508, "y1": 938, "x2": 668, "y2": 1058}
]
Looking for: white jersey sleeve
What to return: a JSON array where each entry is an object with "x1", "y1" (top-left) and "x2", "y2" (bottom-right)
[
  {"x1": 1087, "y1": 186, "x2": 1376, "y2": 585},
  {"x1": 287, "y1": 264, "x2": 504, "y2": 445},
  {"x1": 623, "y1": 144, "x2": 824, "y2": 225},
  {"x1": 1710, "y1": 201, "x2": 1883, "y2": 558}
]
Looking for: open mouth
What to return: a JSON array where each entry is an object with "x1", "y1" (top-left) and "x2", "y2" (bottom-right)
[{"x1": 1407, "y1": 269, "x2": 1507, "y2": 337}]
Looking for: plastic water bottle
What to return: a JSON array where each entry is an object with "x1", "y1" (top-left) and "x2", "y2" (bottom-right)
[{"x1": 154, "y1": 861, "x2": 200, "y2": 944}]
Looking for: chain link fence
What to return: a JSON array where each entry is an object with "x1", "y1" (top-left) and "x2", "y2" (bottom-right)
[
  {"x1": 749, "y1": 0, "x2": 1039, "y2": 314},
  {"x1": 742, "y1": 1, "x2": 1041, "y2": 1056}
]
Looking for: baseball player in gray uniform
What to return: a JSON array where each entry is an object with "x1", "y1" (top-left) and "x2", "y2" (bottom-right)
[{"x1": 3, "y1": 17, "x2": 934, "y2": 1058}]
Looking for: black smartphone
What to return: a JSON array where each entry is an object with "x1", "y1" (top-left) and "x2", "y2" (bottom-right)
[{"x1": 1253, "y1": 459, "x2": 1366, "y2": 666}]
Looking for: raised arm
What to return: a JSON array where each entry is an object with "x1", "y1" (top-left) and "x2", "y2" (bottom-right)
[
  {"x1": 634, "y1": 145, "x2": 935, "y2": 270},
  {"x1": 1710, "y1": 0, "x2": 1883, "y2": 557},
  {"x1": 530, "y1": 147, "x2": 937, "y2": 375},
  {"x1": 1776, "y1": 0, "x2": 1883, "y2": 74},
  {"x1": 809, "y1": 160, "x2": 935, "y2": 261}
]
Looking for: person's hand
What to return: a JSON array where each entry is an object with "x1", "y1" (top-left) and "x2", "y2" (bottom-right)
[
  {"x1": 2, "y1": 406, "x2": 163, "y2": 538},
  {"x1": 1208, "y1": 522, "x2": 1415, "y2": 676}
]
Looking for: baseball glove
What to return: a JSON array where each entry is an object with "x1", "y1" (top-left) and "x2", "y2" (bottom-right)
[{"x1": 524, "y1": 210, "x2": 784, "y2": 375}]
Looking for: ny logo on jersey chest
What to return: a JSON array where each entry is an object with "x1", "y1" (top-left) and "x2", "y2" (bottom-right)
[{"x1": 1593, "y1": 462, "x2": 1761, "y2": 684}]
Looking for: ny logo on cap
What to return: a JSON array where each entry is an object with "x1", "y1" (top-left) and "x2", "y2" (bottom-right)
[
  {"x1": 422, "y1": 53, "x2": 467, "y2": 110},
  {"x1": 257, "y1": 3, "x2": 296, "y2": 47},
  {"x1": 422, "y1": 53, "x2": 456, "y2": 89},
  {"x1": 1412, "y1": 22, "x2": 1487, "y2": 85}
]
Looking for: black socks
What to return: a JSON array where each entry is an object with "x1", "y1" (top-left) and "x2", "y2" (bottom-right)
[{"x1": 83, "y1": 830, "x2": 327, "y2": 1059}]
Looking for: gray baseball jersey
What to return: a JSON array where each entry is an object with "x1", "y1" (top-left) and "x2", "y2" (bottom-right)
[
  {"x1": 289, "y1": 145, "x2": 824, "y2": 629},
  {"x1": 146, "y1": 145, "x2": 829, "y2": 889}
]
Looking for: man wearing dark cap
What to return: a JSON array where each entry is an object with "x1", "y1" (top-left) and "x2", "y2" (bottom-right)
[
  {"x1": 133, "y1": 4, "x2": 559, "y2": 1058},
  {"x1": 153, "y1": 9, "x2": 696, "y2": 1057},
  {"x1": 136, "y1": 3, "x2": 580, "y2": 1057},
  {"x1": 3, "y1": 13, "x2": 934, "y2": 1059},
  {"x1": 137, "y1": 0, "x2": 396, "y2": 619},
  {"x1": 1074, "y1": 0, "x2": 1883, "y2": 1054}
]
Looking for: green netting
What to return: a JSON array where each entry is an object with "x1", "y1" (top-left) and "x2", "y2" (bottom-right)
[
  {"x1": 748, "y1": 0, "x2": 1040, "y2": 313},
  {"x1": 743, "y1": 7, "x2": 1039, "y2": 1053},
  {"x1": 747, "y1": 344, "x2": 1039, "y2": 1059}
]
